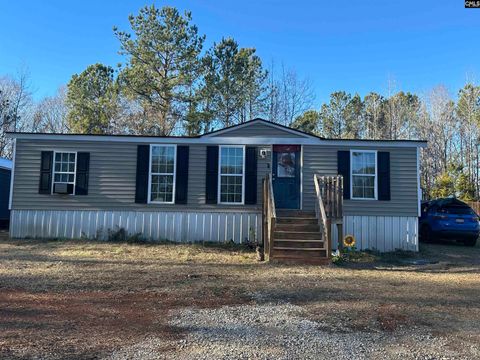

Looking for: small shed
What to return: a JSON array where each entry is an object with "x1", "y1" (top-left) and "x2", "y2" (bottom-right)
[{"x1": 0, "y1": 157, "x2": 12, "y2": 228}]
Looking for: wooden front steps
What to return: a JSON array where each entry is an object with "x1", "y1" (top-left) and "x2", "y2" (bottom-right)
[{"x1": 271, "y1": 210, "x2": 330, "y2": 265}]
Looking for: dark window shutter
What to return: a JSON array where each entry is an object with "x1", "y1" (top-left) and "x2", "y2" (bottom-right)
[
  {"x1": 378, "y1": 151, "x2": 391, "y2": 201},
  {"x1": 205, "y1": 146, "x2": 219, "y2": 204},
  {"x1": 135, "y1": 145, "x2": 150, "y2": 204},
  {"x1": 175, "y1": 146, "x2": 189, "y2": 204},
  {"x1": 39, "y1": 151, "x2": 53, "y2": 194},
  {"x1": 75, "y1": 152, "x2": 90, "y2": 195},
  {"x1": 337, "y1": 151, "x2": 350, "y2": 200},
  {"x1": 245, "y1": 147, "x2": 257, "y2": 205}
]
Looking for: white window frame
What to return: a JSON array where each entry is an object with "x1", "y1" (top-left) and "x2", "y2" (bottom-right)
[
  {"x1": 51, "y1": 151, "x2": 77, "y2": 195},
  {"x1": 218, "y1": 145, "x2": 246, "y2": 205},
  {"x1": 148, "y1": 144, "x2": 177, "y2": 204},
  {"x1": 350, "y1": 150, "x2": 377, "y2": 200}
]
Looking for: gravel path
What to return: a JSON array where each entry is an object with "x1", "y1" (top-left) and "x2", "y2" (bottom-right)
[{"x1": 108, "y1": 302, "x2": 472, "y2": 360}]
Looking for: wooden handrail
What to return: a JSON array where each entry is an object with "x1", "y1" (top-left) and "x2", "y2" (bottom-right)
[
  {"x1": 314, "y1": 174, "x2": 344, "y2": 258},
  {"x1": 268, "y1": 174, "x2": 276, "y2": 219},
  {"x1": 314, "y1": 174, "x2": 331, "y2": 258},
  {"x1": 262, "y1": 173, "x2": 276, "y2": 261}
]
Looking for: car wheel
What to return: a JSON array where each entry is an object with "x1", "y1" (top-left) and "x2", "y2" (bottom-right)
[
  {"x1": 420, "y1": 225, "x2": 431, "y2": 243},
  {"x1": 463, "y1": 238, "x2": 478, "y2": 247}
]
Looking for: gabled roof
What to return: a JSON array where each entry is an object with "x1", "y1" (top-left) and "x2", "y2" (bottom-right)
[{"x1": 202, "y1": 118, "x2": 322, "y2": 139}]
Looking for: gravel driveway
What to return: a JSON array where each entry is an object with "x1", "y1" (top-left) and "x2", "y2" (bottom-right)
[{"x1": 110, "y1": 302, "x2": 468, "y2": 360}]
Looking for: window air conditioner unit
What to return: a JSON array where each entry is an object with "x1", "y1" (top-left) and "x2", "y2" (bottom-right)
[{"x1": 53, "y1": 183, "x2": 74, "y2": 195}]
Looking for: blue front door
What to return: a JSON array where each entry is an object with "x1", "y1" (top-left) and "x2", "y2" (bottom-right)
[{"x1": 272, "y1": 145, "x2": 301, "y2": 209}]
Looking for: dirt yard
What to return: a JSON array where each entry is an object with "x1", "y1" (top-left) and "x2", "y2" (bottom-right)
[{"x1": 0, "y1": 231, "x2": 479, "y2": 359}]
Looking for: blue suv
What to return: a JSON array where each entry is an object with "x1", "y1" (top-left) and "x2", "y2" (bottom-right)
[{"x1": 419, "y1": 198, "x2": 479, "y2": 246}]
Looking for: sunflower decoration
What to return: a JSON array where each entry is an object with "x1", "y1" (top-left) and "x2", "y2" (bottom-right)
[{"x1": 343, "y1": 235, "x2": 356, "y2": 248}]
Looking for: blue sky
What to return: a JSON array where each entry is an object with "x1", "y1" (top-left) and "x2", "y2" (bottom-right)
[{"x1": 1, "y1": 0, "x2": 479, "y2": 104}]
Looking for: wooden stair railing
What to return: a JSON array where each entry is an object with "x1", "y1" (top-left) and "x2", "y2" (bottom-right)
[
  {"x1": 314, "y1": 175, "x2": 344, "y2": 258},
  {"x1": 262, "y1": 174, "x2": 276, "y2": 261}
]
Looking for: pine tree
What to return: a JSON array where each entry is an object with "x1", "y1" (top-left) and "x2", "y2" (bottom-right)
[
  {"x1": 319, "y1": 91, "x2": 351, "y2": 138},
  {"x1": 431, "y1": 171, "x2": 455, "y2": 199},
  {"x1": 114, "y1": 5, "x2": 205, "y2": 135},
  {"x1": 456, "y1": 84, "x2": 480, "y2": 199},
  {"x1": 456, "y1": 172, "x2": 476, "y2": 201},
  {"x1": 363, "y1": 92, "x2": 386, "y2": 139},
  {"x1": 202, "y1": 38, "x2": 267, "y2": 128},
  {"x1": 291, "y1": 110, "x2": 320, "y2": 134},
  {"x1": 66, "y1": 64, "x2": 118, "y2": 134},
  {"x1": 344, "y1": 94, "x2": 364, "y2": 138}
]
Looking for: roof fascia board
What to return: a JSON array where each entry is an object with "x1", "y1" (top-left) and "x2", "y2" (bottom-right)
[
  {"x1": 319, "y1": 139, "x2": 427, "y2": 148},
  {"x1": 7, "y1": 133, "x2": 427, "y2": 148}
]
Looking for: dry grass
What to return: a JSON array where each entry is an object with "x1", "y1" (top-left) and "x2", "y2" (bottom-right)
[{"x1": 1, "y1": 233, "x2": 479, "y2": 359}]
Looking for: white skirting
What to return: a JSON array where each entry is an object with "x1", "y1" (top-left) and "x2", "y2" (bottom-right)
[
  {"x1": 332, "y1": 215, "x2": 419, "y2": 252},
  {"x1": 10, "y1": 210, "x2": 418, "y2": 252},
  {"x1": 10, "y1": 209, "x2": 261, "y2": 244}
]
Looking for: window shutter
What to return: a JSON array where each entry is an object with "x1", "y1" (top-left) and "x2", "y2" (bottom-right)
[
  {"x1": 39, "y1": 151, "x2": 53, "y2": 194},
  {"x1": 75, "y1": 152, "x2": 90, "y2": 195},
  {"x1": 205, "y1": 146, "x2": 219, "y2": 204},
  {"x1": 378, "y1": 151, "x2": 391, "y2": 201},
  {"x1": 135, "y1": 145, "x2": 150, "y2": 204},
  {"x1": 175, "y1": 146, "x2": 189, "y2": 204},
  {"x1": 337, "y1": 151, "x2": 350, "y2": 200},
  {"x1": 245, "y1": 147, "x2": 257, "y2": 205}
]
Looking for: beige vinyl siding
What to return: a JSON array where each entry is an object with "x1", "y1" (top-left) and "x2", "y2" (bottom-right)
[
  {"x1": 210, "y1": 122, "x2": 305, "y2": 138},
  {"x1": 302, "y1": 145, "x2": 418, "y2": 216},
  {"x1": 12, "y1": 140, "x2": 268, "y2": 211},
  {"x1": 12, "y1": 138, "x2": 419, "y2": 217},
  {"x1": 256, "y1": 145, "x2": 271, "y2": 202}
]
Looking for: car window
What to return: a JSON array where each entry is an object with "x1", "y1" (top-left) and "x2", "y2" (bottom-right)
[{"x1": 439, "y1": 206, "x2": 475, "y2": 215}]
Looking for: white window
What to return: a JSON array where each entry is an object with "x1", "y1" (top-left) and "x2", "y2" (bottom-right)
[
  {"x1": 149, "y1": 145, "x2": 176, "y2": 204},
  {"x1": 351, "y1": 150, "x2": 377, "y2": 200},
  {"x1": 218, "y1": 146, "x2": 245, "y2": 204},
  {"x1": 53, "y1": 152, "x2": 76, "y2": 194}
]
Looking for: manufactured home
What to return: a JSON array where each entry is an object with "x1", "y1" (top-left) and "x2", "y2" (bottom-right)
[{"x1": 6, "y1": 119, "x2": 426, "y2": 262}]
